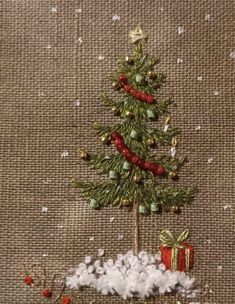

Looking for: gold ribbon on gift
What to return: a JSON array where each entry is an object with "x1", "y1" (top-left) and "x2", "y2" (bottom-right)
[{"x1": 160, "y1": 229, "x2": 190, "y2": 272}]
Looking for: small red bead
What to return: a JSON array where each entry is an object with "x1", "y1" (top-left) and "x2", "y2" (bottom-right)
[
  {"x1": 137, "y1": 159, "x2": 145, "y2": 169},
  {"x1": 24, "y1": 275, "x2": 33, "y2": 286},
  {"x1": 131, "y1": 156, "x2": 139, "y2": 164},
  {"x1": 42, "y1": 288, "x2": 52, "y2": 298},
  {"x1": 124, "y1": 151, "x2": 133, "y2": 160},
  {"x1": 123, "y1": 84, "x2": 131, "y2": 93},
  {"x1": 111, "y1": 132, "x2": 121, "y2": 141},
  {"x1": 114, "y1": 138, "x2": 122, "y2": 145},
  {"x1": 61, "y1": 295, "x2": 71, "y2": 304},
  {"x1": 146, "y1": 95, "x2": 154, "y2": 104},
  {"x1": 136, "y1": 92, "x2": 142, "y2": 100},
  {"x1": 149, "y1": 163, "x2": 157, "y2": 171},
  {"x1": 122, "y1": 148, "x2": 130, "y2": 156},
  {"x1": 130, "y1": 88, "x2": 137, "y2": 97},
  {"x1": 144, "y1": 161, "x2": 152, "y2": 170},
  {"x1": 118, "y1": 74, "x2": 127, "y2": 83},
  {"x1": 156, "y1": 166, "x2": 165, "y2": 175},
  {"x1": 139, "y1": 93, "x2": 146, "y2": 101},
  {"x1": 116, "y1": 143, "x2": 124, "y2": 152}
]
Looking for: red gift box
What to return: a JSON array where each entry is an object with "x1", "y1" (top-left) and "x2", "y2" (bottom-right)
[{"x1": 159, "y1": 229, "x2": 194, "y2": 272}]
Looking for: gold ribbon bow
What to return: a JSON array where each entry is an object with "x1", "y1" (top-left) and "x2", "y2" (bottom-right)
[{"x1": 160, "y1": 229, "x2": 189, "y2": 247}]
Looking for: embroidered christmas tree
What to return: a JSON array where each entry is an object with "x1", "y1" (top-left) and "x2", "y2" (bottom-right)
[
  {"x1": 71, "y1": 26, "x2": 196, "y2": 254},
  {"x1": 23, "y1": 27, "x2": 198, "y2": 302}
]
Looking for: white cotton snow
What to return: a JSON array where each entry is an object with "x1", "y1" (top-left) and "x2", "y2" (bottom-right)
[{"x1": 66, "y1": 250, "x2": 198, "y2": 299}]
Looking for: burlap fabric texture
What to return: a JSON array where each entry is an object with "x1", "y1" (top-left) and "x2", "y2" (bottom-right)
[{"x1": 0, "y1": 0, "x2": 234, "y2": 303}]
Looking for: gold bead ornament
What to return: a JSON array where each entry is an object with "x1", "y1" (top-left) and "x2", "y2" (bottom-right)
[
  {"x1": 171, "y1": 206, "x2": 181, "y2": 214},
  {"x1": 79, "y1": 149, "x2": 89, "y2": 160},
  {"x1": 165, "y1": 115, "x2": 171, "y2": 124},
  {"x1": 147, "y1": 70, "x2": 156, "y2": 79},
  {"x1": 121, "y1": 198, "x2": 130, "y2": 206},
  {"x1": 147, "y1": 138, "x2": 156, "y2": 147},
  {"x1": 112, "y1": 82, "x2": 120, "y2": 90},
  {"x1": 124, "y1": 110, "x2": 134, "y2": 118},
  {"x1": 171, "y1": 138, "x2": 178, "y2": 147},
  {"x1": 125, "y1": 56, "x2": 134, "y2": 64},
  {"x1": 100, "y1": 135, "x2": 110, "y2": 144},
  {"x1": 133, "y1": 173, "x2": 142, "y2": 183},
  {"x1": 169, "y1": 171, "x2": 176, "y2": 179},
  {"x1": 111, "y1": 106, "x2": 119, "y2": 115}
]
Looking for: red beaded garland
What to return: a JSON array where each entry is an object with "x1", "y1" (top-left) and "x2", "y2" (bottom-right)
[
  {"x1": 111, "y1": 132, "x2": 164, "y2": 175},
  {"x1": 117, "y1": 74, "x2": 154, "y2": 104}
]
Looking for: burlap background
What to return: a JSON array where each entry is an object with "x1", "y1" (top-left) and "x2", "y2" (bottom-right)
[{"x1": 0, "y1": 0, "x2": 234, "y2": 303}]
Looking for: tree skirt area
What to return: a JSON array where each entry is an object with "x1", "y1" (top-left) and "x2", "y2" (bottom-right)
[{"x1": 66, "y1": 250, "x2": 198, "y2": 300}]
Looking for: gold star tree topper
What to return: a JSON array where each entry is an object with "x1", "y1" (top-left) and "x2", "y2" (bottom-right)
[{"x1": 129, "y1": 25, "x2": 148, "y2": 43}]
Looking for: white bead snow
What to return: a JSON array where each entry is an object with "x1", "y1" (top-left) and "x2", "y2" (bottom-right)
[{"x1": 66, "y1": 250, "x2": 198, "y2": 299}]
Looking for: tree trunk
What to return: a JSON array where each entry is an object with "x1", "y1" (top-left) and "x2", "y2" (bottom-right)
[{"x1": 133, "y1": 200, "x2": 140, "y2": 255}]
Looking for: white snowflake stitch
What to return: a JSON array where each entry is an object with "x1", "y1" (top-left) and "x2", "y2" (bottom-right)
[
  {"x1": 61, "y1": 150, "x2": 69, "y2": 158},
  {"x1": 41, "y1": 206, "x2": 48, "y2": 213},
  {"x1": 112, "y1": 15, "x2": 120, "y2": 22},
  {"x1": 177, "y1": 26, "x2": 185, "y2": 35}
]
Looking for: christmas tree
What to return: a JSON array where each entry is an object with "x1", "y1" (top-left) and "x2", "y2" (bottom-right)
[
  {"x1": 71, "y1": 26, "x2": 195, "y2": 254},
  {"x1": 23, "y1": 27, "x2": 198, "y2": 301}
]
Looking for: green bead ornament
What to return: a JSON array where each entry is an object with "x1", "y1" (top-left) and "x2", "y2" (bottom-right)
[
  {"x1": 150, "y1": 203, "x2": 158, "y2": 212},
  {"x1": 90, "y1": 199, "x2": 98, "y2": 209},
  {"x1": 130, "y1": 129, "x2": 138, "y2": 139},
  {"x1": 139, "y1": 204, "x2": 146, "y2": 214},
  {"x1": 135, "y1": 74, "x2": 143, "y2": 83},
  {"x1": 123, "y1": 161, "x2": 131, "y2": 170},
  {"x1": 109, "y1": 170, "x2": 118, "y2": 179},
  {"x1": 146, "y1": 109, "x2": 155, "y2": 119}
]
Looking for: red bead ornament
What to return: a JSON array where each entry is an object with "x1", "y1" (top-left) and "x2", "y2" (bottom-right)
[
  {"x1": 122, "y1": 148, "x2": 130, "y2": 156},
  {"x1": 116, "y1": 143, "x2": 124, "y2": 152},
  {"x1": 61, "y1": 295, "x2": 71, "y2": 304},
  {"x1": 111, "y1": 132, "x2": 121, "y2": 140},
  {"x1": 149, "y1": 163, "x2": 157, "y2": 172},
  {"x1": 155, "y1": 166, "x2": 165, "y2": 175},
  {"x1": 24, "y1": 275, "x2": 33, "y2": 286},
  {"x1": 131, "y1": 155, "x2": 139, "y2": 164},
  {"x1": 136, "y1": 92, "x2": 142, "y2": 100},
  {"x1": 130, "y1": 88, "x2": 137, "y2": 97},
  {"x1": 118, "y1": 74, "x2": 127, "y2": 83},
  {"x1": 125, "y1": 151, "x2": 133, "y2": 161},
  {"x1": 42, "y1": 288, "x2": 52, "y2": 298},
  {"x1": 146, "y1": 95, "x2": 154, "y2": 104},
  {"x1": 114, "y1": 138, "x2": 122, "y2": 145},
  {"x1": 144, "y1": 161, "x2": 152, "y2": 170},
  {"x1": 137, "y1": 159, "x2": 145, "y2": 169},
  {"x1": 123, "y1": 84, "x2": 131, "y2": 93}
]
